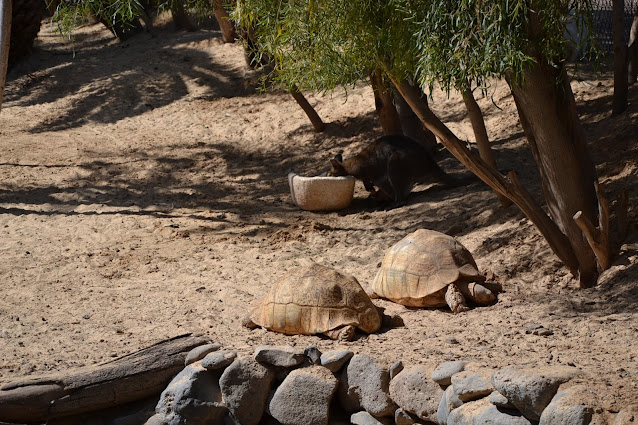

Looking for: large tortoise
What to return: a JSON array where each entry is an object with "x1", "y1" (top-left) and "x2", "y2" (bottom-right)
[
  {"x1": 244, "y1": 262, "x2": 381, "y2": 341},
  {"x1": 372, "y1": 229, "x2": 495, "y2": 313}
]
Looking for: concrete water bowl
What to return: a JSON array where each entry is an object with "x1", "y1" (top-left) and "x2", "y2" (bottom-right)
[{"x1": 288, "y1": 173, "x2": 355, "y2": 211}]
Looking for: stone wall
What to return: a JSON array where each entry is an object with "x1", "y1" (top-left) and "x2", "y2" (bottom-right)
[{"x1": 145, "y1": 343, "x2": 637, "y2": 425}]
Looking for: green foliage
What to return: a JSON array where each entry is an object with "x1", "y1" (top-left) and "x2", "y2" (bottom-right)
[{"x1": 234, "y1": 0, "x2": 599, "y2": 93}]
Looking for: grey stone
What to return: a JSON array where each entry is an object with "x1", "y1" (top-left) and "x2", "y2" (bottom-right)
[
  {"x1": 144, "y1": 414, "x2": 165, "y2": 425},
  {"x1": 254, "y1": 345, "x2": 305, "y2": 368},
  {"x1": 350, "y1": 411, "x2": 394, "y2": 425},
  {"x1": 389, "y1": 364, "x2": 443, "y2": 423},
  {"x1": 488, "y1": 391, "x2": 515, "y2": 410},
  {"x1": 201, "y1": 350, "x2": 237, "y2": 371},
  {"x1": 184, "y1": 343, "x2": 222, "y2": 366},
  {"x1": 320, "y1": 349, "x2": 354, "y2": 372},
  {"x1": 447, "y1": 398, "x2": 533, "y2": 425},
  {"x1": 437, "y1": 386, "x2": 450, "y2": 425},
  {"x1": 395, "y1": 407, "x2": 427, "y2": 425},
  {"x1": 390, "y1": 361, "x2": 404, "y2": 380},
  {"x1": 437, "y1": 384, "x2": 464, "y2": 425},
  {"x1": 156, "y1": 362, "x2": 227, "y2": 425},
  {"x1": 492, "y1": 366, "x2": 577, "y2": 422},
  {"x1": 304, "y1": 346, "x2": 322, "y2": 365},
  {"x1": 338, "y1": 354, "x2": 397, "y2": 417},
  {"x1": 268, "y1": 366, "x2": 338, "y2": 425},
  {"x1": 614, "y1": 404, "x2": 638, "y2": 425},
  {"x1": 451, "y1": 370, "x2": 494, "y2": 402},
  {"x1": 219, "y1": 356, "x2": 275, "y2": 425},
  {"x1": 539, "y1": 385, "x2": 594, "y2": 425},
  {"x1": 432, "y1": 361, "x2": 467, "y2": 386}
]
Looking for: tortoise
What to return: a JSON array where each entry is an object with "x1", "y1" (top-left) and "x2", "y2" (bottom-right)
[
  {"x1": 371, "y1": 229, "x2": 495, "y2": 313},
  {"x1": 244, "y1": 262, "x2": 381, "y2": 341}
]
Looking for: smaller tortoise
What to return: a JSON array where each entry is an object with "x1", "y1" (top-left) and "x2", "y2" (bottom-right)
[
  {"x1": 244, "y1": 262, "x2": 381, "y2": 341},
  {"x1": 372, "y1": 229, "x2": 495, "y2": 313}
]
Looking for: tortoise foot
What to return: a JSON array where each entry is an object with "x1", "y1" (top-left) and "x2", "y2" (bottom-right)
[
  {"x1": 445, "y1": 283, "x2": 470, "y2": 314},
  {"x1": 325, "y1": 325, "x2": 356, "y2": 341}
]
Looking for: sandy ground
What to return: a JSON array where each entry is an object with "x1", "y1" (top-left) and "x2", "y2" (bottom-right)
[{"x1": 1, "y1": 16, "x2": 637, "y2": 420}]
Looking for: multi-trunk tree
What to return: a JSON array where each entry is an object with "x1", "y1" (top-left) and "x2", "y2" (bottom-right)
[{"x1": 234, "y1": 0, "x2": 623, "y2": 287}]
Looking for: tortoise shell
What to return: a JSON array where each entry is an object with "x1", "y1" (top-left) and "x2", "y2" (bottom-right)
[
  {"x1": 248, "y1": 262, "x2": 381, "y2": 336},
  {"x1": 372, "y1": 229, "x2": 485, "y2": 307}
]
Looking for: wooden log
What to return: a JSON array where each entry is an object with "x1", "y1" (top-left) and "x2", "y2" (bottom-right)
[{"x1": 0, "y1": 333, "x2": 211, "y2": 423}]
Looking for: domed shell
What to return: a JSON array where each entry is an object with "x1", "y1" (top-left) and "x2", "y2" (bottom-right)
[
  {"x1": 248, "y1": 262, "x2": 381, "y2": 336},
  {"x1": 372, "y1": 229, "x2": 485, "y2": 307}
]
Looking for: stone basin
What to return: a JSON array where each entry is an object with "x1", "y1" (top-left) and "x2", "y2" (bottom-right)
[{"x1": 288, "y1": 173, "x2": 355, "y2": 211}]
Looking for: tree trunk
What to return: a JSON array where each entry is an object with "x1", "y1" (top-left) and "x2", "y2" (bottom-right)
[
  {"x1": 290, "y1": 85, "x2": 325, "y2": 132},
  {"x1": 508, "y1": 61, "x2": 599, "y2": 287},
  {"x1": 0, "y1": 0, "x2": 10, "y2": 112},
  {"x1": 212, "y1": 0, "x2": 236, "y2": 43},
  {"x1": 393, "y1": 87, "x2": 437, "y2": 155},
  {"x1": 391, "y1": 77, "x2": 581, "y2": 279},
  {"x1": 172, "y1": 0, "x2": 195, "y2": 32},
  {"x1": 370, "y1": 69, "x2": 402, "y2": 135},
  {"x1": 613, "y1": 0, "x2": 628, "y2": 114},
  {"x1": 628, "y1": 8, "x2": 638, "y2": 85},
  {"x1": 461, "y1": 85, "x2": 511, "y2": 207}
]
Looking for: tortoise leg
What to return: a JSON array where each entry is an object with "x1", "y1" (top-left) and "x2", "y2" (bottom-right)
[
  {"x1": 324, "y1": 325, "x2": 356, "y2": 341},
  {"x1": 445, "y1": 283, "x2": 470, "y2": 313}
]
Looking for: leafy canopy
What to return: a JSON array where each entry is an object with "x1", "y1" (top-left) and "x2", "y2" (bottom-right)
[{"x1": 233, "y1": 0, "x2": 597, "y2": 93}]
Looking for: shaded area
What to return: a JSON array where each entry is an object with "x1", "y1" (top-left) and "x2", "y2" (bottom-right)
[{"x1": 5, "y1": 25, "x2": 257, "y2": 133}]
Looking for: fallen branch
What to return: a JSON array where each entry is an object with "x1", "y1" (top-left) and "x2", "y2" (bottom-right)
[{"x1": 0, "y1": 333, "x2": 211, "y2": 424}]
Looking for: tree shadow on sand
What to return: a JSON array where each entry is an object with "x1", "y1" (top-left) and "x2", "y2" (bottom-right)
[{"x1": 5, "y1": 25, "x2": 259, "y2": 133}]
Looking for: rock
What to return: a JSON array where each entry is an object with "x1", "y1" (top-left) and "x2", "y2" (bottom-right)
[
  {"x1": 524, "y1": 323, "x2": 553, "y2": 336},
  {"x1": 614, "y1": 404, "x2": 638, "y2": 425},
  {"x1": 432, "y1": 361, "x2": 466, "y2": 386},
  {"x1": 320, "y1": 349, "x2": 354, "y2": 372},
  {"x1": 492, "y1": 366, "x2": 577, "y2": 421},
  {"x1": 268, "y1": 366, "x2": 338, "y2": 425},
  {"x1": 395, "y1": 407, "x2": 427, "y2": 425},
  {"x1": 539, "y1": 385, "x2": 594, "y2": 425},
  {"x1": 389, "y1": 364, "x2": 443, "y2": 423},
  {"x1": 390, "y1": 361, "x2": 404, "y2": 380},
  {"x1": 254, "y1": 345, "x2": 305, "y2": 368},
  {"x1": 219, "y1": 356, "x2": 275, "y2": 425},
  {"x1": 437, "y1": 386, "x2": 450, "y2": 425},
  {"x1": 156, "y1": 362, "x2": 227, "y2": 425},
  {"x1": 488, "y1": 391, "x2": 514, "y2": 410},
  {"x1": 451, "y1": 370, "x2": 494, "y2": 402},
  {"x1": 144, "y1": 414, "x2": 165, "y2": 425},
  {"x1": 184, "y1": 343, "x2": 222, "y2": 366},
  {"x1": 437, "y1": 385, "x2": 464, "y2": 425},
  {"x1": 304, "y1": 346, "x2": 322, "y2": 365},
  {"x1": 338, "y1": 354, "x2": 397, "y2": 417},
  {"x1": 447, "y1": 398, "x2": 533, "y2": 425},
  {"x1": 201, "y1": 350, "x2": 237, "y2": 371},
  {"x1": 351, "y1": 411, "x2": 394, "y2": 425}
]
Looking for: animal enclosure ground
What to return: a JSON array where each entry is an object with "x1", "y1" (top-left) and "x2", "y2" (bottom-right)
[{"x1": 1, "y1": 17, "x2": 637, "y2": 419}]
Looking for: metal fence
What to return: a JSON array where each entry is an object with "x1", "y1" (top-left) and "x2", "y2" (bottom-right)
[{"x1": 591, "y1": 0, "x2": 637, "y2": 52}]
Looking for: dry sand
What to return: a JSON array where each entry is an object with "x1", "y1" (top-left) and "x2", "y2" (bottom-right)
[{"x1": 1, "y1": 16, "x2": 637, "y2": 420}]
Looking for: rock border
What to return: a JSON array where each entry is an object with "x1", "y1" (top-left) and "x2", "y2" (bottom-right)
[{"x1": 147, "y1": 344, "x2": 635, "y2": 425}]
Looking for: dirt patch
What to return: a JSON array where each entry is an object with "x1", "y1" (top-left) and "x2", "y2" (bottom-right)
[{"x1": 1, "y1": 17, "x2": 637, "y2": 417}]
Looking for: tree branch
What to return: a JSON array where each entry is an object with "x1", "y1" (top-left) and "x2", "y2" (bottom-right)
[
  {"x1": 573, "y1": 182, "x2": 612, "y2": 270},
  {"x1": 390, "y1": 77, "x2": 580, "y2": 277}
]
